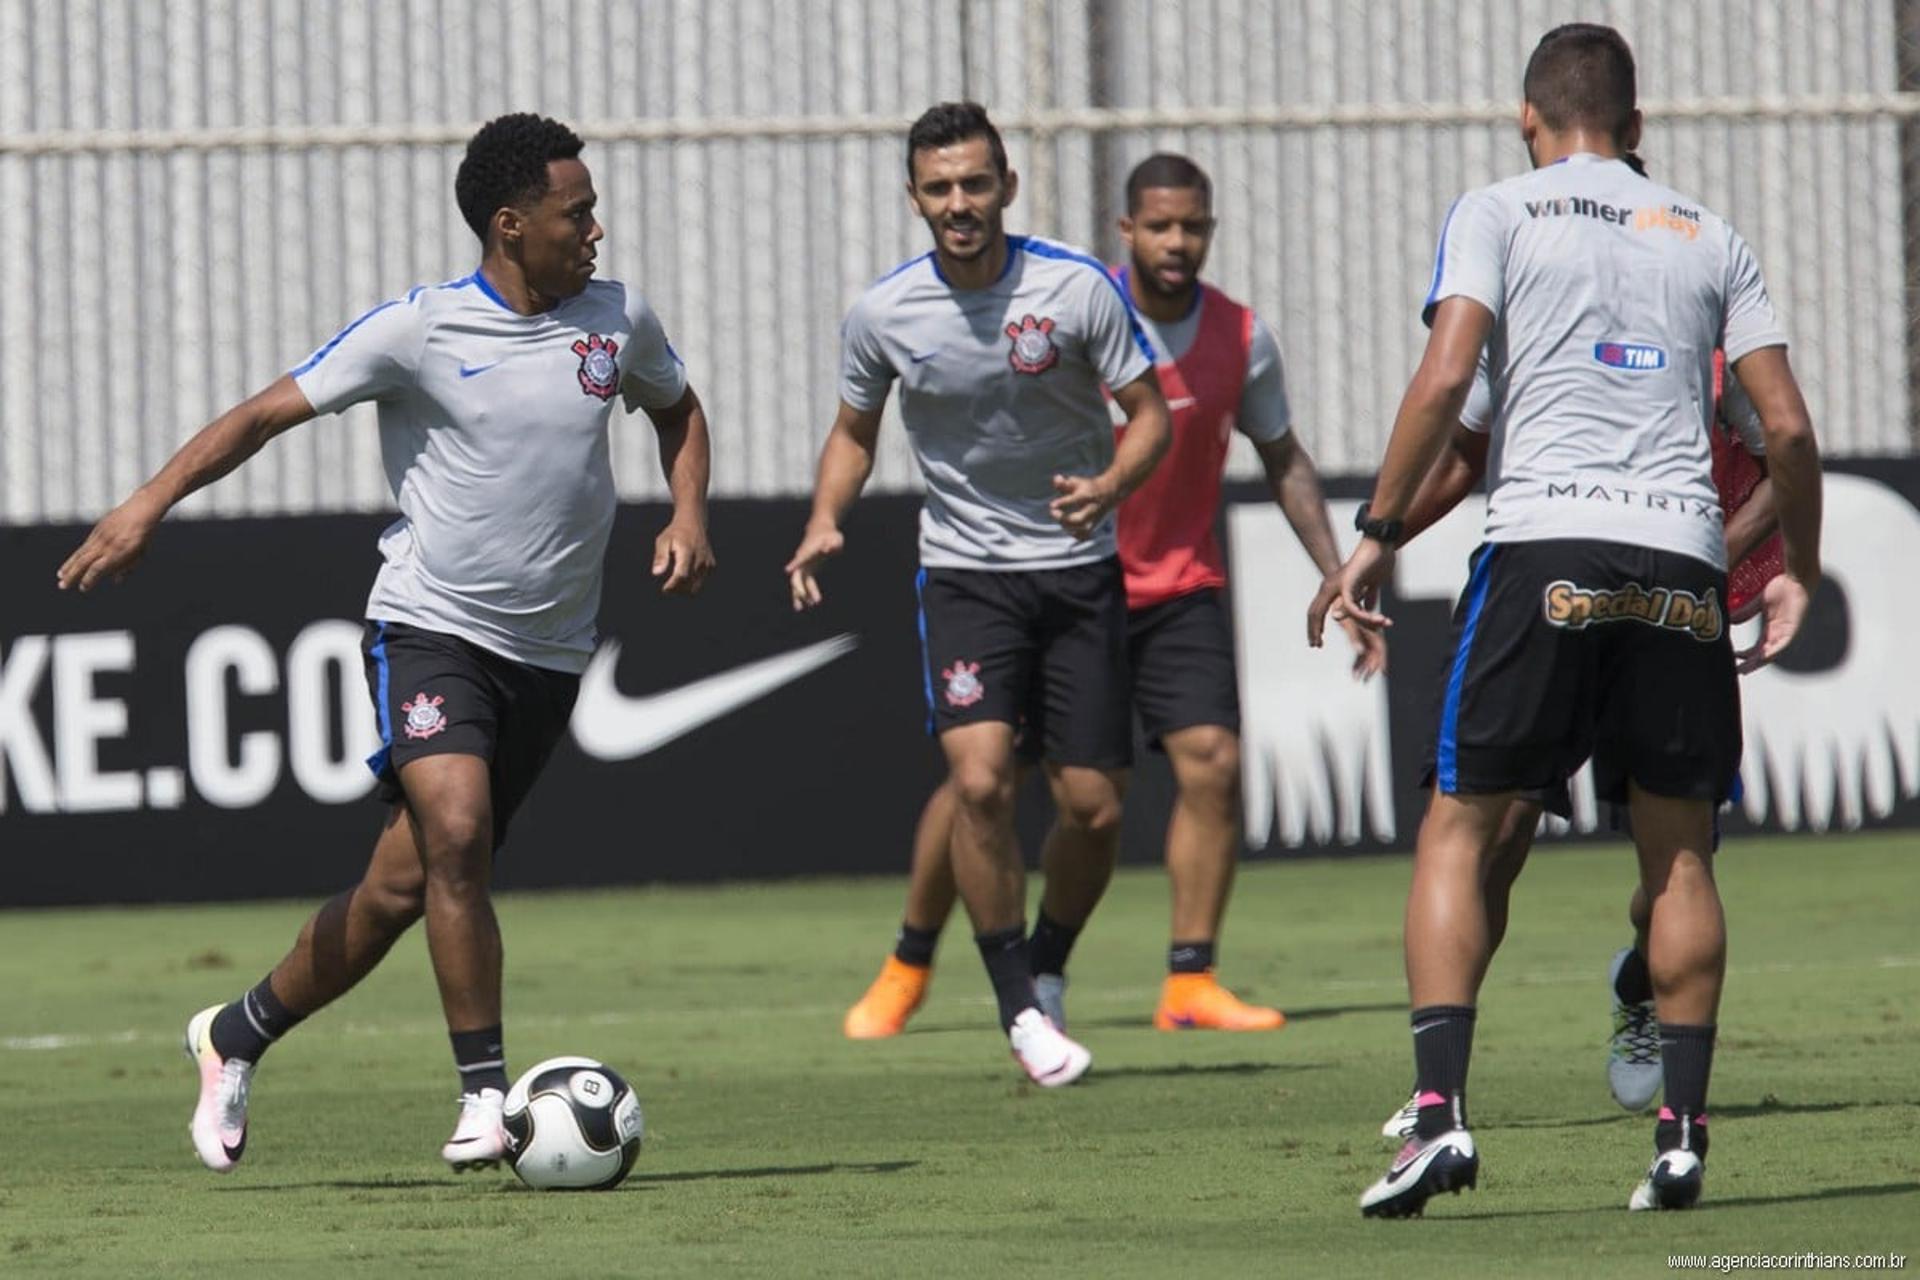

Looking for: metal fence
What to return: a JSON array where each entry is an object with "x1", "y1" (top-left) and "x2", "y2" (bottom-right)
[{"x1": 0, "y1": 0, "x2": 1909, "y2": 524}]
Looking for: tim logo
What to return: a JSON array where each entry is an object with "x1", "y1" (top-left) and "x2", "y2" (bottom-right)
[
  {"x1": 572, "y1": 333, "x2": 621, "y2": 400},
  {"x1": 1594, "y1": 342, "x2": 1667, "y2": 371},
  {"x1": 1542, "y1": 580, "x2": 1723, "y2": 642}
]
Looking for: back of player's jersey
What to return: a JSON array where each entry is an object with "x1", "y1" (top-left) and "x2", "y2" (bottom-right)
[{"x1": 1427, "y1": 153, "x2": 1785, "y2": 569}]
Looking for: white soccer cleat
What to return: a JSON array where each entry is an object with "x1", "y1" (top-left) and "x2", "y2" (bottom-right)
[
  {"x1": 1008, "y1": 1007, "x2": 1091, "y2": 1088},
  {"x1": 1360, "y1": 1128, "x2": 1479, "y2": 1218},
  {"x1": 183, "y1": 1004, "x2": 254, "y2": 1173},
  {"x1": 1381, "y1": 1092, "x2": 1420, "y2": 1141},
  {"x1": 442, "y1": 1088, "x2": 508, "y2": 1172},
  {"x1": 1033, "y1": 973, "x2": 1068, "y2": 1031},
  {"x1": 1607, "y1": 947, "x2": 1662, "y2": 1111},
  {"x1": 1629, "y1": 1147, "x2": 1704, "y2": 1211}
]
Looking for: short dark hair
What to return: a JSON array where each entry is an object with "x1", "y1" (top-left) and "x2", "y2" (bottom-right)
[
  {"x1": 454, "y1": 113, "x2": 586, "y2": 243},
  {"x1": 1522, "y1": 23, "x2": 1637, "y2": 139},
  {"x1": 905, "y1": 101, "x2": 1008, "y2": 183},
  {"x1": 1125, "y1": 153, "x2": 1212, "y2": 214}
]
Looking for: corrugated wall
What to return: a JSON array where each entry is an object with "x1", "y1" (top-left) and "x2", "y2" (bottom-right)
[{"x1": 0, "y1": 0, "x2": 1905, "y2": 523}]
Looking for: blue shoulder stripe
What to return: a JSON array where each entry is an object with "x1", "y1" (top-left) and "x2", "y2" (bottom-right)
[
  {"x1": 1423, "y1": 195, "x2": 1464, "y2": 313},
  {"x1": 1011, "y1": 235, "x2": 1155, "y2": 363},
  {"x1": 289, "y1": 296, "x2": 409, "y2": 377},
  {"x1": 872, "y1": 251, "x2": 934, "y2": 287}
]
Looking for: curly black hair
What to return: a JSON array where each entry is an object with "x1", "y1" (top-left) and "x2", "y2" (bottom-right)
[
  {"x1": 905, "y1": 101, "x2": 1007, "y2": 183},
  {"x1": 454, "y1": 113, "x2": 585, "y2": 243}
]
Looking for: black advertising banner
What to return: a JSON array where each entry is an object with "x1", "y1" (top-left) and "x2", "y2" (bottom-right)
[{"x1": 3, "y1": 462, "x2": 1917, "y2": 906}]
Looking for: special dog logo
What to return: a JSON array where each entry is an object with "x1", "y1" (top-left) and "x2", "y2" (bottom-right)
[
  {"x1": 402, "y1": 692, "x2": 449, "y2": 739},
  {"x1": 942, "y1": 660, "x2": 985, "y2": 707},
  {"x1": 572, "y1": 333, "x2": 621, "y2": 400},
  {"x1": 1542, "y1": 580, "x2": 1723, "y2": 642},
  {"x1": 1005, "y1": 315, "x2": 1059, "y2": 375}
]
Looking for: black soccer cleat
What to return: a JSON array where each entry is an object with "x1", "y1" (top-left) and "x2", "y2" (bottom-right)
[{"x1": 1360, "y1": 1128, "x2": 1479, "y2": 1218}]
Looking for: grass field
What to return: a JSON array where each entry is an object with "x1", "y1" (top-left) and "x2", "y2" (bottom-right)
[{"x1": 2, "y1": 833, "x2": 1917, "y2": 1278}]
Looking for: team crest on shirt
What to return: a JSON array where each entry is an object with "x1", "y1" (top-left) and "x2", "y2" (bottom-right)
[
  {"x1": 941, "y1": 661, "x2": 985, "y2": 707},
  {"x1": 572, "y1": 333, "x2": 621, "y2": 400},
  {"x1": 1005, "y1": 314, "x2": 1059, "y2": 375},
  {"x1": 402, "y1": 692, "x2": 449, "y2": 740}
]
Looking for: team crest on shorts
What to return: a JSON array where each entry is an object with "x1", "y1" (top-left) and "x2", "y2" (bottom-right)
[
  {"x1": 1005, "y1": 314, "x2": 1059, "y2": 375},
  {"x1": 402, "y1": 692, "x2": 449, "y2": 740},
  {"x1": 941, "y1": 660, "x2": 985, "y2": 707},
  {"x1": 572, "y1": 333, "x2": 621, "y2": 400}
]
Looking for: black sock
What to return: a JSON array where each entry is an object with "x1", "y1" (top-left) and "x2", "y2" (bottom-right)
[
  {"x1": 893, "y1": 922, "x2": 940, "y2": 968},
  {"x1": 1654, "y1": 1109, "x2": 1710, "y2": 1160},
  {"x1": 1410, "y1": 1005, "x2": 1477, "y2": 1138},
  {"x1": 209, "y1": 976, "x2": 306, "y2": 1063},
  {"x1": 1027, "y1": 910, "x2": 1081, "y2": 978},
  {"x1": 1614, "y1": 945, "x2": 1654, "y2": 1004},
  {"x1": 1168, "y1": 940, "x2": 1215, "y2": 974},
  {"x1": 1659, "y1": 1022, "x2": 1716, "y2": 1120},
  {"x1": 450, "y1": 1025, "x2": 509, "y2": 1095},
  {"x1": 977, "y1": 926, "x2": 1038, "y2": 1032}
]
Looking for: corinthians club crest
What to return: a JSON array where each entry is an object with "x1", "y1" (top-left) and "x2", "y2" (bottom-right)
[
  {"x1": 402, "y1": 692, "x2": 448, "y2": 740},
  {"x1": 572, "y1": 333, "x2": 621, "y2": 400},
  {"x1": 942, "y1": 660, "x2": 985, "y2": 707},
  {"x1": 1005, "y1": 314, "x2": 1059, "y2": 374}
]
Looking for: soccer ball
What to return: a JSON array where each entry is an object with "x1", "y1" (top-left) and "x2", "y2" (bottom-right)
[{"x1": 501, "y1": 1055, "x2": 644, "y2": 1190}]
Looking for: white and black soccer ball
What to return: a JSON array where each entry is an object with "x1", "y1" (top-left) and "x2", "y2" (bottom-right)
[{"x1": 501, "y1": 1055, "x2": 644, "y2": 1190}]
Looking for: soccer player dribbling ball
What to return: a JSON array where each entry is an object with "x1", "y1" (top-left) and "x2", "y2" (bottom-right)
[
  {"x1": 840, "y1": 153, "x2": 1384, "y2": 1042},
  {"x1": 58, "y1": 114, "x2": 716, "y2": 1174},
  {"x1": 785, "y1": 102, "x2": 1172, "y2": 1086},
  {"x1": 1308, "y1": 25, "x2": 1822, "y2": 1215}
]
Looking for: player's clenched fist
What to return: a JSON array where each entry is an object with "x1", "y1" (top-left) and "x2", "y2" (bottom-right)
[
  {"x1": 784, "y1": 522, "x2": 845, "y2": 611},
  {"x1": 57, "y1": 490, "x2": 168, "y2": 592},
  {"x1": 1048, "y1": 473, "x2": 1117, "y2": 541}
]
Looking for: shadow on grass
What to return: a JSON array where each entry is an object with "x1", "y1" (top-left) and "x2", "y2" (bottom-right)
[
  {"x1": 1503, "y1": 1097, "x2": 1907, "y2": 1131},
  {"x1": 1053, "y1": 1002, "x2": 1402, "y2": 1032},
  {"x1": 213, "y1": 1161, "x2": 919, "y2": 1195},
  {"x1": 629, "y1": 1160, "x2": 918, "y2": 1185},
  {"x1": 1439, "y1": 1180, "x2": 1920, "y2": 1220},
  {"x1": 1092, "y1": 1060, "x2": 1323, "y2": 1081}
]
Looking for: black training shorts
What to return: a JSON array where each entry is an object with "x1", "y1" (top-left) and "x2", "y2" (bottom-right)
[
  {"x1": 915, "y1": 558, "x2": 1132, "y2": 770},
  {"x1": 1423, "y1": 539, "x2": 1741, "y2": 808},
  {"x1": 1128, "y1": 587, "x2": 1240, "y2": 749},
  {"x1": 361, "y1": 620, "x2": 580, "y2": 848}
]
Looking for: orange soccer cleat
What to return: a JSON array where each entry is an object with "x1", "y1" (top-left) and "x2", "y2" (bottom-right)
[
  {"x1": 843, "y1": 956, "x2": 932, "y2": 1039},
  {"x1": 1153, "y1": 971, "x2": 1287, "y2": 1031}
]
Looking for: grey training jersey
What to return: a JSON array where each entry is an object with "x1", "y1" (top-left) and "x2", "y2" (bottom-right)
[
  {"x1": 292, "y1": 271, "x2": 688, "y2": 673},
  {"x1": 1426, "y1": 152, "x2": 1786, "y2": 569},
  {"x1": 841, "y1": 235, "x2": 1156, "y2": 569}
]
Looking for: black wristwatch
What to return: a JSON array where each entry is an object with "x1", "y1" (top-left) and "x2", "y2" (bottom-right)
[{"x1": 1354, "y1": 503, "x2": 1405, "y2": 547}]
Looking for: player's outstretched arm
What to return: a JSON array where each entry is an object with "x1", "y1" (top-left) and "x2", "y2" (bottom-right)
[
  {"x1": 786, "y1": 399, "x2": 884, "y2": 610},
  {"x1": 1726, "y1": 344, "x2": 1822, "y2": 670},
  {"x1": 1254, "y1": 432, "x2": 1386, "y2": 677},
  {"x1": 1308, "y1": 297, "x2": 1491, "y2": 643},
  {"x1": 1050, "y1": 370, "x2": 1169, "y2": 540},
  {"x1": 644, "y1": 384, "x2": 716, "y2": 596},
  {"x1": 56, "y1": 375, "x2": 318, "y2": 592}
]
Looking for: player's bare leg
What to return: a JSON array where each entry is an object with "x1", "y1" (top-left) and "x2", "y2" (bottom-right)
[
  {"x1": 844, "y1": 782, "x2": 959, "y2": 1038},
  {"x1": 1152, "y1": 726, "x2": 1282, "y2": 1030},
  {"x1": 1026, "y1": 763, "x2": 1126, "y2": 1026},
  {"x1": 397, "y1": 753, "x2": 512, "y2": 1170},
  {"x1": 1361, "y1": 791, "x2": 1513, "y2": 1217},
  {"x1": 943, "y1": 722, "x2": 1090, "y2": 1084},
  {"x1": 270, "y1": 805, "x2": 428, "y2": 1014},
  {"x1": 1626, "y1": 783, "x2": 1722, "y2": 1209},
  {"x1": 1385, "y1": 795, "x2": 1538, "y2": 1137},
  {"x1": 183, "y1": 798, "x2": 434, "y2": 1172}
]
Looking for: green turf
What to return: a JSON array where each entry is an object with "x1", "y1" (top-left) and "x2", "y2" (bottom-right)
[{"x1": 2, "y1": 833, "x2": 1916, "y2": 1278}]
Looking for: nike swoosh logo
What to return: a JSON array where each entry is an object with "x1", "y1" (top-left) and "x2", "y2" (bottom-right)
[
  {"x1": 1166, "y1": 396, "x2": 1197, "y2": 410},
  {"x1": 909, "y1": 350, "x2": 939, "y2": 364},
  {"x1": 572, "y1": 634, "x2": 858, "y2": 761},
  {"x1": 458, "y1": 361, "x2": 501, "y2": 378}
]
